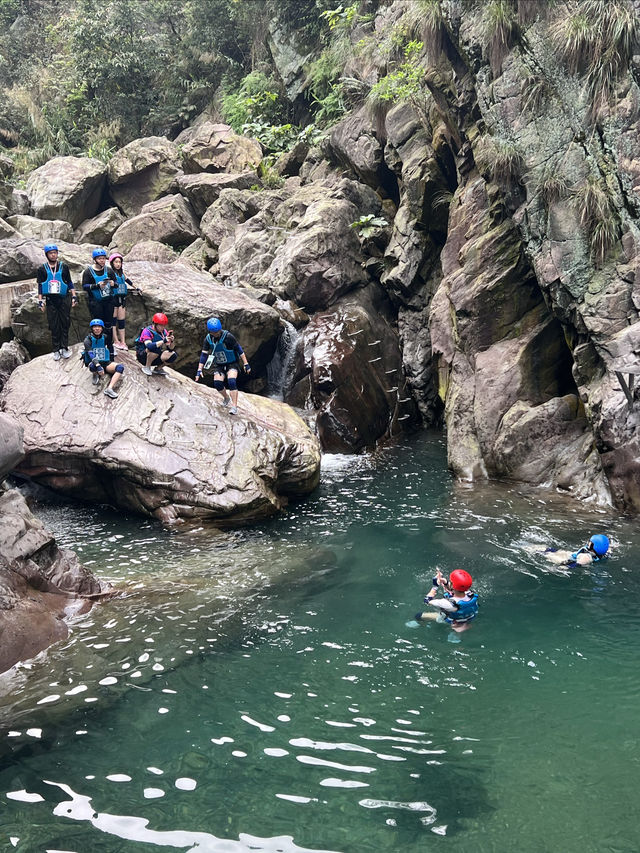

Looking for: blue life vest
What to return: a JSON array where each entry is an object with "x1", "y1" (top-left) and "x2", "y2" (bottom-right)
[
  {"x1": 443, "y1": 592, "x2": 479, "y2": 624},
  {"x1": 135, "y1": 325, "x2": 164, "y2": 357},
  {"x1": 85, "y1": 334, "x2": 109, "y2": 364},
  {"x1": 205, "y1": 331, "x2": 237, "y2": 367},
  {"x1": 112, "y1": 270, "x2": 127, "y2": 296},
  {"x1": 88, "y1": 266, "x2": 112, "y2": 299},
  {"x1": 41, "y1": 263, "x2": 68, "y2": 296}
]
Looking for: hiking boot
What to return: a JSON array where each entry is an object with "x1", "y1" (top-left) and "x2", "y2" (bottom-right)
[
  {"x1": 52, "y1": 350, "x2": 61, "y2": 361},
  {"x1": 153, "y1": 367, "x2": 168, "y2": 376},
  {"x1": 61, "y1": 348, "x2": 72, "y2": 359},
  {"x1": 141, "y1": 366, "x2": 154, "y2": 376},
  {"x1": 222, "y1": 397, "x2": 230, "y2": 408},
  {"x1": 103, "y1": 387, "x2": 118, "y2": 399},
  {"x1": 92, "y1": 373, "x2": 101, "y2": 386},
  {"x1": 229, "y1": 405, "x2": 238, "y2": 415}
]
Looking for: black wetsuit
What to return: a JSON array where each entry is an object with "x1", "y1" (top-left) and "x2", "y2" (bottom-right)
[{"x1": 36, "y1": 261, "x2": 75, "y2": 352}]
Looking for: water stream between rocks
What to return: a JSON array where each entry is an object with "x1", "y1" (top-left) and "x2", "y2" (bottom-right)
[{"x1": 1, "y1": 433, "x2": 638, "y2": 852}]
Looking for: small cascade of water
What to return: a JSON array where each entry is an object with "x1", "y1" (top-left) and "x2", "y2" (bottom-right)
[{"x1": 266, "y1": 320, "x2": 299, "y2": 400}]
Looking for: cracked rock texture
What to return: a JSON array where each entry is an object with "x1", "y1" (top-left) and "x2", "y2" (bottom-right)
[{"x1": 0, "y1": 350, "x2": 321, "y2": 524}]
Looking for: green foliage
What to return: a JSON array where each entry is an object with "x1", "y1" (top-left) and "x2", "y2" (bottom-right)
[
  {"x1": 572, "y1": 175, "x2": 619, "y2": 263},
  {"x1": 368, "y1": 41, "x2": 426, "y2": 104},
  {"x1": 350, "y1": 214, "x2": 388, "y2": 238},
  {"x1": 257, "y1": 157, "x2": 285, "y2": 189},
  {"x1": 553, "y1": 0, "x2": 637, "y2": 110},
  {"x1": 476, "y1": 136, "x2": 523, "y2": 186},
  {"x1": 319, "y1": 3, "x2": 359, "y2": 31},
  {"x1": 222, "y1": 71, "x2": 289, "y2": 131},
  {"x1": 535, "y1": 160, "x2": 570, "y2": 206},
  {"x1": 482, "y1": 0, "x2": 520, "y2": 76}
]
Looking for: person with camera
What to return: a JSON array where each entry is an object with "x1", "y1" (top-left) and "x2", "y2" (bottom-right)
[
  {"x1": 194, "y1": 317, "x2": 251, "y2": 415},
  {"x1": 82, "y1": 318, "x2": 125, "y2": 399},
  {"x1": 135, "y1": 312, "x2": 178, "y2": 376},
  {"x1": 36, "y1": 244, "x2": 79, "y2": 361}
]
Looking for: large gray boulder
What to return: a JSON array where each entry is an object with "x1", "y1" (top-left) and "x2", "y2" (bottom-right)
[
  {"x1": 7, "y1": 214, "x2": 74, "y2": 242},
  {"x1": 0, "y1": 340, "x2": 29, "y2": 393},
  {"x1": 0, "y1": 237, "x2": 98, "y2": 284},
  {"x1": 75, "y1": 206, "x2": 125, "y2": 244},
  {"x1": 287, "y1": 287, "x2": 419, "y2": 451},
  {"x1": 0, "y1": 412, "x2": 23, "y2": 479},
  {"x1": 108, "y1": 136, "x2": 182, "y2": 217},
  {"x1": 25, "y1": 156, "x2": 107, "y2": 228},
  {"x1": 0, "y1": 487, "x2": 109, "y2": 674},
  {"x1": 111, "y1": 194, "x2": 200, "y2": 254},
  {"x1": 176, "y1": 171, "x2": 259, "y2": 217},
  {"x1": 1, "y1": 353, "x2": 321, "y2": 524},
  {"x1": 124, "y1": 240, "x2": 178, "y2": 264},
  {"x1": 182, "y1": 122, "x2": 262, "y2": 174},
  {"x1": 12, "y1": 261, "x2": 281, "y2": 371}
]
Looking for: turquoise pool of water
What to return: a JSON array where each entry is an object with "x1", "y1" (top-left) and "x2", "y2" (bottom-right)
[{"x1": 1, "y1": 433, "x2": 638, "y2": 852}]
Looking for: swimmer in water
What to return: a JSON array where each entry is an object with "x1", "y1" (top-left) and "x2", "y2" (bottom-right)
[
  {"x1": 414, "y1": 569, "x2": 479, "y2": 633},
  {"x1": 542, "y1": 534, "x2": 610, "y2": 568}
]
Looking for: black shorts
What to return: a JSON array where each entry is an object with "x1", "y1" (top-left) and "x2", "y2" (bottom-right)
[
  {"x1": 113, "y1": 294, "x2": 127, "y2": 308},
  {"x1": 212, "y1": 361, "x2": 239, "y2": 375}
]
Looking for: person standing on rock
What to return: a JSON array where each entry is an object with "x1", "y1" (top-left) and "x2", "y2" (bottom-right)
[
  {"x1": 82, "y1": 248, "x2": 115, "y2": 346},
  {"x1": 108, "y1": 252, "x2": 138, "y2": 350},
  {"x1": 82, "y1": 318, "x2": 125, "y2": 399},
  {"x1": 36, "y1": 244, "x2": 79, "y2": 361},
  {"x1": 135, "y1": 312, "x2": 178, "y2": 376},
  {"x1": 194, "y1": 317, "x2": 251, "y2": 415}
]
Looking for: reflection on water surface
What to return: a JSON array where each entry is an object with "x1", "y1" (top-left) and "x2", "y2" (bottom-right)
[{"x1": 1, "y1": 433, "x2": 639, "y2": 852}]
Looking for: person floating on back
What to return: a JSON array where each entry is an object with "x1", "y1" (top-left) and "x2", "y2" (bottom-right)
[
  {"x1": 194, "y1": 317, "x2": 251, "y2": 415},
  {"x1": 136, "y1": 312, "x2": 178, "y2": 376},
  {"x1": 415, "y1": 569, "x2": 479, "y2": 634},
  {"x1": 82, "y1": 319, "x2": 125, "y2": 399},
  {"x1": 543, "y1": 534, "x2": 610, "y2": 568},
  {"x1": 36, "y1": 244, "x2": 78, "y2": 361}
]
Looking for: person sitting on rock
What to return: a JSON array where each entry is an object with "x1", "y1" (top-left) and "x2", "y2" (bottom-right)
[
  {"x1": 108, "y1": 252, "x2": 139, "y2": 351},
  {"x1": 136, "y1": 312, "x2": 178, "y2": 376},
  {"x1": 82, "y1": 248, "x2": 115, "y2": 346},
  {"x1": 414, "y1": 569, "x2": 479, "y2": 634},
  {"x1": 36, "y1": 244, "x2": 78, "y2": 361},
  {"x1": 82, "y1": 318, "x2": 125, "y2": 399},
  {"x1": 543, "y1": 534, "x2": 610, "y2": 567},
  {"x1": 194, "y1": 317, "x2": 251, "y2": 415}
]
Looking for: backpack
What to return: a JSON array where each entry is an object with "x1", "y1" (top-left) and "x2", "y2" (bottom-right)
[{"x1": 134, "y1": 327, "x2": 149, "y2": 358}]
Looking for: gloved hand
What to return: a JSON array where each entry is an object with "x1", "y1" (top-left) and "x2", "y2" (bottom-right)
[
  {"x1": 38, "y1": 299, "x2": 45, "y2": 312},
  {"x1": 195, "y1": 369, "x2": 203, "y2": 382},
  {"x1": 243, "y1": 363, "x2": 251, "y2": 375},
  {"x1": 91, "y1": 357, "x2": 101, "y2": 369},
  {"x1": 71, "y1": 295, "x2": 78, "y2": 307}
]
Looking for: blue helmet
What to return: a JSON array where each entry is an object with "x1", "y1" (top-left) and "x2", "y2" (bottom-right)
[
  {"x1": 89, "y1": 318, "x2": 105, "y2": 329},
  {"x1": 207, "y1": 317, "x2": 222, "y2": 333},
  {"x1": 589, "y1": 534, "x2": 610, "y2": 557},
  {"x1": 92, "y1": 248, "x2": 107, "y2": 259},
  {"x1": 44, "y1": 244, "x2": 58, "y2": 254}
]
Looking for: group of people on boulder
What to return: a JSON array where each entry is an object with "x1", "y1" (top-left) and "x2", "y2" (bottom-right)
[{"x1": 36, "y1": 243, "x2": 251, "y2": 412}]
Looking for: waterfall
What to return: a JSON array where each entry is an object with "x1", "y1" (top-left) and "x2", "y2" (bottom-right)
[{"x1": 266, "y1": 320, "x2": 299, "y2": 401}]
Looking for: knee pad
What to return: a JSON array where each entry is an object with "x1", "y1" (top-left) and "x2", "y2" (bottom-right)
[
  {"x1": 227, "y1": 376, "x2": 237, "y2": 391},
  {"x1": 115, "y1": 363, "x2": 124, "y2": 374},
  {"x1": 213, "y1": 379, "x2": 225, "y2": 393},
  {"x1": 117, "y1": 319, "x2": 125, "y2": 330},
  {"x1": 166, "y1": 351, "x2": 178, "y2": 363}
]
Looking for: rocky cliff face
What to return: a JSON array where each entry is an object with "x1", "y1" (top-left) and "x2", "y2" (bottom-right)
[{"x1": 0, "y1": 413, "x2": 110, "y2": 675}]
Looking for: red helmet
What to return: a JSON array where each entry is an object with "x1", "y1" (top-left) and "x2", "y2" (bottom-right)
[
  {"x1": 449, "y1": 569, "x2": 473, "y2": 591},
  {"x1": 152, "y1": 312, "x2": 168, "y2": 326}
]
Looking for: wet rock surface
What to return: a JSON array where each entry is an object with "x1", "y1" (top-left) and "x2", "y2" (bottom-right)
[
  {"x1": 0, "y1": 486, "x2": 110, "y2": 676},
  {"x1": 1, "y1": 350, "x2": 321, "y2": 524}
]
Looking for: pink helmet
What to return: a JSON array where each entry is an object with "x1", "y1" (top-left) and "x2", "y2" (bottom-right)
[{"x1": 109, "y1": 252, "x2": 123, "y2": 263}]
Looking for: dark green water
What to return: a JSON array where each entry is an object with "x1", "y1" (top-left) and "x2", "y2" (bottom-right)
[{"x1": 1, "y1": 433, "x2": 638, "y2": 853}]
